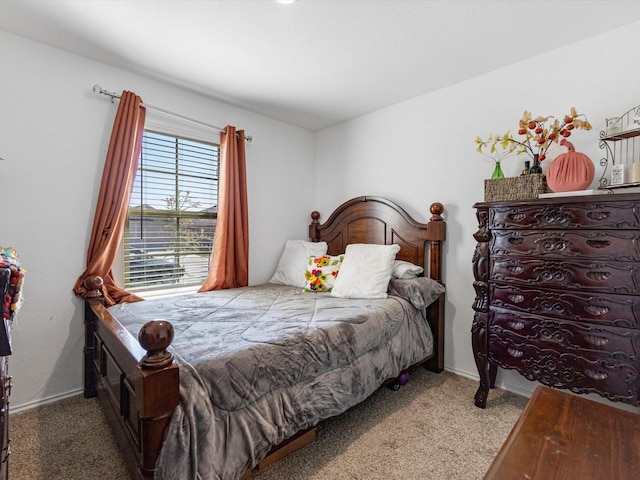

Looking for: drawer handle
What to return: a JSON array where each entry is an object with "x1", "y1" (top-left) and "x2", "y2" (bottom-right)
[
  {"x1": 507, "y1": 293, "x2": 525, "y2": 303},
  {"x1": 540, "y1": 300, "x2": 567, "y2": 315},
  {"x1": 507, "y1": 213, "x2": 526, "y2": 222},
  {"x1": 508, "y1": 321, "x2": 525, "y2": 330},
  {"x1": 508, "y1": 237, "x2": 524, "y2": 245},
  {"x1": 540, "y1": 211, "x2": 570, "y2": 225},
  {"x1": 507, "y1": 265, "x2": 524, "y2": 274},
  {"x1": 586, "y1": 271, "x2": 611, "y2": 282},
  {"x1": 584, "y1": 305, "x2": 610, "y2": 316},
  {"x1": 507, "y1": 347, "x2": 524, "y2": 357},
  {"x1": 584, "y1": 334, "x2": 609, "y2": 346},
  {"x1": 584, "y1": 369, "x2": 608, "y2": 380},
  {"x1": 540, "y1": 238, "x2": 566, "y2": 251},
  {"x1": 586, "y1": 211, "x2": 611, "y2": 222},
  {"x1": 540, "y1": 269, "x2": 567, "y2": 282},
  {"x1": 586, "y1": 239, "x2": 611, "y2": 249}
]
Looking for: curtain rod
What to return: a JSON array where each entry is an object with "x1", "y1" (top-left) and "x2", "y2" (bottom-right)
[{"x1": 92, "y1": 85, "x2": 253, "y2": 142}]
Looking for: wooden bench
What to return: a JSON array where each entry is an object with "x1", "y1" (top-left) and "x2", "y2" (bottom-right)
[{"x1": 484, "y1": 385, "x2": 640, "y2": 479}]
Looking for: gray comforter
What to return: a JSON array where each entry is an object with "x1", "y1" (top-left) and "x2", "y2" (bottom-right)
[{"x1": 107, "y1": 281, "x2": 440, "y2": 480}]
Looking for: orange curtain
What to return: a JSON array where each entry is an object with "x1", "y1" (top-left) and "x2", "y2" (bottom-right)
[
  {"x1": 199, "y1": 126, "x2": 249, "y2": 291},
  {"x1": 73, "y1": 91, "x2": 146, "y2": 306}
]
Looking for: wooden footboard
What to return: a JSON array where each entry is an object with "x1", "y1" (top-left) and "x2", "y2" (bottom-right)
[{"x1": 82, "y1": 275, "x2": 179, "y2": 480}]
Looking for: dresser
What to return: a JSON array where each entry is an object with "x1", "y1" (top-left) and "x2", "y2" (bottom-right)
[{"x1": 471, "y1": 193, "x2": 640, "y2": 408}]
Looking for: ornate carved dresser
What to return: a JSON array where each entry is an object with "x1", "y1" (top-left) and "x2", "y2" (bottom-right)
[{"x1": 471, "y1": 193, "x2": 640, "y2": 408}]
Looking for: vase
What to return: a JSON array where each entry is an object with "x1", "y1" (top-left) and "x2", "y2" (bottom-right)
[
  {"x1": 546, "y1": 140, "x2": 595, "y2": 192},
  {"x1": 529, "y1": 154, "x2": 543, "y2": 174},
  {"x1": 491, "y1": 161, "x2": 504, "y2": 179}
]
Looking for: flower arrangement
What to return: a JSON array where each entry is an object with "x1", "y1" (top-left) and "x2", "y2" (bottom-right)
[
  {"x1": 475, "y1": 107, "x2": 592, "y2": 178},
  {"x1": 474, "y1": 131, "x2": 520, "y2": 162},
  {"x1": 515, "y1": 107, "x2": 592, "y2": 162},
  {"x1": 475, "y1": 131, "x2": 520, "y2": 178}
]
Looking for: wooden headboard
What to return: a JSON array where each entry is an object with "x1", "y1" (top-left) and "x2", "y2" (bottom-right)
[{"x1": 309, "y1": 196, "x2": 446, "y2": 282}]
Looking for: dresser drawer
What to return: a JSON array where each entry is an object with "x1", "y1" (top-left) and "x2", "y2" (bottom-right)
[
  {"x1": 490, "y1": 284, "x2": 640, "y2": 328},
  {"x1": 490, "y1": 230, "x2": 640, "y2": 261},
  {"x1": 491, "y1": 257, "x2": 640, "y2": 294},
  {"x1": 490, "y1": 310, "x2": 640, "y2": 360},
  {"x1": 487, "y1": 335, "x2": 640, "y2": 405},
  {"x1": 490, "y1": 201, "x2": 640, "y2": 230}
]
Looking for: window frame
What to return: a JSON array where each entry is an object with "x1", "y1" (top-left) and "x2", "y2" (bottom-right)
[{"x1": 122, "y1": 125, "x2": 220, "y2": 295}]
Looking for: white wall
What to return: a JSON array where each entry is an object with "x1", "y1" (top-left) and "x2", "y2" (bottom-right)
[
  {"x1": 315, "y1": 22, "x2": 640, "y2": 407},
  {"x1": 0, "y1": 30, "x2": 315, "y2": 410}
]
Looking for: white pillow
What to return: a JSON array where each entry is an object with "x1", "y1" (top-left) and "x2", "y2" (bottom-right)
[
  {"x1": 270, "y1": 240, "x2": 328, "y2": 288},
  {"x1": 331, "y1": 243, "x2": 401, "y2": 299},
  {"x1": 392, "y1": 260, "x2": 424, "y2": 279}
]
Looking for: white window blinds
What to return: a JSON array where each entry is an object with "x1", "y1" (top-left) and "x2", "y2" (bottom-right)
[{"x1": 125, "y1": 130, "x2": 219, "y2": 291}]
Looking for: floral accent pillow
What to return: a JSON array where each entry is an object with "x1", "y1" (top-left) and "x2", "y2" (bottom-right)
[{"x1": 304, "y1": 255, "x2": 344, "y2": 292}]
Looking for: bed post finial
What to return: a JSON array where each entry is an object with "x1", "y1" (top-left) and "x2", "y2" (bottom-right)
[
  {"x1": 83, "y1": 275, "x2": 104, "y2": 300},
  {"x1": 309, "y1": 210, "x2": 321, "y2": 241},
  {"x1": 138, "y1": 320, "x2": 175, "y2": 369},
  {"x1": 429, "y1": 202, "x2": 444, "y2": 222}
]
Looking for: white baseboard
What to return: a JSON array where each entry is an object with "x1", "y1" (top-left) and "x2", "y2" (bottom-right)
[{"x1": 10, "y1": 388, "x2": 85, "y2": 414}]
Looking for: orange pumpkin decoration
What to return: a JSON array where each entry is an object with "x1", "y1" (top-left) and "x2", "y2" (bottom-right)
[{"x1": 546, "y1": 139, "x2": 595, "y2": 192}]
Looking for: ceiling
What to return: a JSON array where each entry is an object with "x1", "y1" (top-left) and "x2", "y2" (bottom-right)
[{"x1": 2, "y1": 0, "x2": 640, "y2": 131}]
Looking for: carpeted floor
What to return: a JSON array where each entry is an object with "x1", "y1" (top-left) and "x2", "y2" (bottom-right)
[{"x1": 9, "y1": 370, "x2": 528, "y2": 480}]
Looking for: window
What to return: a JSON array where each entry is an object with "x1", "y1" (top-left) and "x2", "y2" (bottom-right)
[{"x1": 124, "y1": 130, "x2": 219, "y2": 291}]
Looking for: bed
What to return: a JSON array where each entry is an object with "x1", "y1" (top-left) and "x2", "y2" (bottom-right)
[{"x1": 81, "y1": 196, "x2": 446, "y2": 480}]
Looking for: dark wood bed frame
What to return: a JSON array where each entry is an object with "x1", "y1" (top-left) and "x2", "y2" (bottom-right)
[{"x1": 82, "y1": 196, "x2": 446, "y2": 480}]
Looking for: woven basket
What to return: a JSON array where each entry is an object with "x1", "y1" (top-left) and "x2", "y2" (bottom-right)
[{"x1": 484, "y1": 174, "x2": 549, "y2": 202}]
